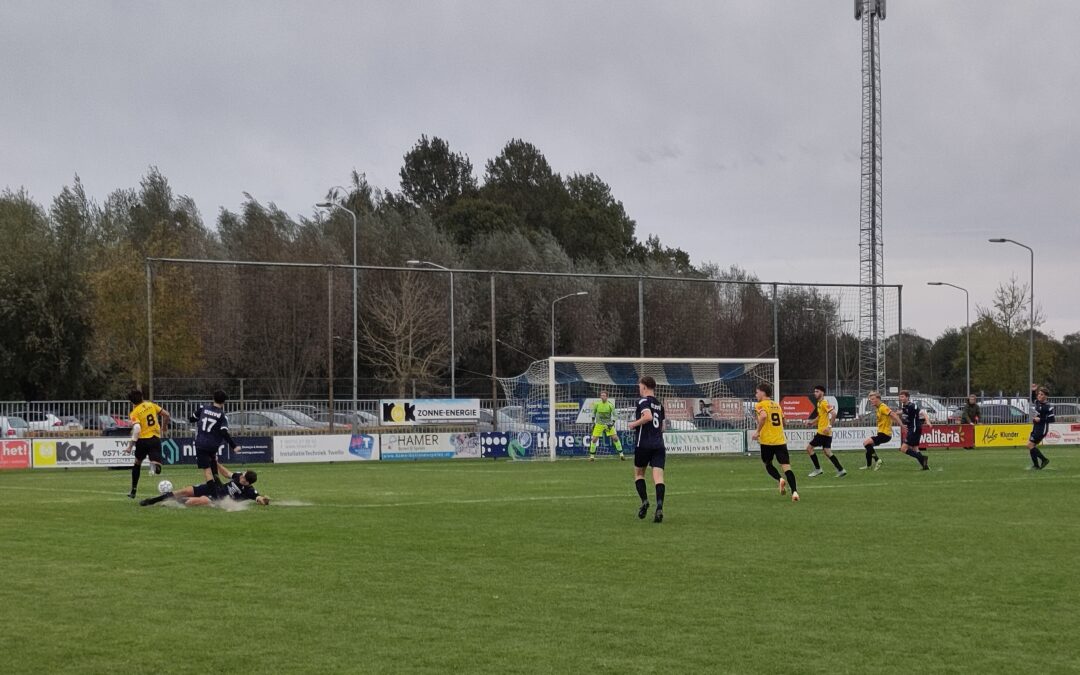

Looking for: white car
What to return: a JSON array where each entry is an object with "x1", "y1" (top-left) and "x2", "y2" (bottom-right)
[
  {"x1": 0, "y1": 416, "x2": 29, "y2": 438},
  {"x1": 12, "y1": 411, "x2": 65, "y2": 431},
  {"x1": 857, "y1": 396, "x2": 950, "y2": 423}
]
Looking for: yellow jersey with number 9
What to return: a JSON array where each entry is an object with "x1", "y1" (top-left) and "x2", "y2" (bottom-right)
[
  {"x1": 875, "y1": 402, "x2": 893, "y2": 435},
  {"x1": 755, "y1": 399, "x2": 786, "y2": 445},
  {"x1": 130, "y1": 401, "x2": 164, "y2": 439}
]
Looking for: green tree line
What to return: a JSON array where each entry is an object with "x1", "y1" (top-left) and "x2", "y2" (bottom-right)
[{"x1": 1, "y1": 136, "x2": 1075, "y2": 399}]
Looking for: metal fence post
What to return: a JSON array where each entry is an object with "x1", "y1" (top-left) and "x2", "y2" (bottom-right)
[
  {"x1": 638, "y1": 275, "x2": 645, "y2": 357},
  {"x1": 772, "y1": 283, "x2": 779, "y2": 359},
  {"x1": 328, "y1": 267, "x2": 335, "y2": 431},
  {"x1": 897, "y1": 284, "x2": 903, "y2": 391},
  {"x1": 145, "y1": 260, "x2": 154, "y2": 400},
  {"x1": 490, "y1": 273, "x2": 498, "y2": 429}
]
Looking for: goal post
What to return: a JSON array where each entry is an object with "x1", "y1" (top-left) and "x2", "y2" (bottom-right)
[{"x1": 498, "y1": 356, "x2": 780, "y2": 461}]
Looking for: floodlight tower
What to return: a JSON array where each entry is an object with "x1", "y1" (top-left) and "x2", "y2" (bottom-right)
[{"x1": 855, "y1": 0, "x2": 886, "y2": 396}]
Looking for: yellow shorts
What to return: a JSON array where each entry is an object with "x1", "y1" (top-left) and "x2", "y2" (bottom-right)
[{"x1": 591, "y1": 424, "x2": 617, "y2": 438}]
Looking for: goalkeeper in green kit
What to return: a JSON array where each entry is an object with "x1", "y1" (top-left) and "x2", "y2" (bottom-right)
[{"x1": 588, "y1": 390, "x2": 625, "y2": 462}]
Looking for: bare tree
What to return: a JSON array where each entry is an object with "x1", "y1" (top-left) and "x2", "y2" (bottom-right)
[{"x1": 360, "y1": 271, "x2": 450, "y2": 397}]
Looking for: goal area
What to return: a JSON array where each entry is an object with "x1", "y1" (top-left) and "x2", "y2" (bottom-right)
[{"x1": 496, "y1": 357, "x2": 779, "y2": 460}]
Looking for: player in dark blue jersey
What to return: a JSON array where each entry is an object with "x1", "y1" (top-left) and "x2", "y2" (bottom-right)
[
  {"x1": 189, "y1": 390, "x2": 239, "y2": 484},
  {"x1": 897, "y1": 390, "x2": 931, "y2": 470},
  {"x1": 627, "y1": 375, "x2": 666, "y2": 523},
  {"x1": 1028, "y1": 385, "x2": 1054, "y2": 470},
  {"x1": 139, "y1": 462, "x2": 269, "y2": 507}
]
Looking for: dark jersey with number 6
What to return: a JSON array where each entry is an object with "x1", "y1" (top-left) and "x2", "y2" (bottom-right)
[{"x1": 635, "y1": 396, "x2": 665, "y2": 450}]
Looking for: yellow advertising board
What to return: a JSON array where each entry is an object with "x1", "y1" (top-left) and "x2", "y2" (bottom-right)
[
  {"x1": 974, "y1": 424, "x2": 1030, "y2": 448},
  {"x1": 32, "y1": 440, "x2": 57, "y2": 467}
]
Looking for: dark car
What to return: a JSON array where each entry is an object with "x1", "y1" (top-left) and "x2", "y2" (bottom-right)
[
  {"x1": 1048, "y1": 402, "x2": 1080, "y2": 423},
  {"x1": 976, "y1": 404, "x2": 1030, "y2": 424},
  {"x1": 76, "y1": 414, "x2": 132, "y2": 437}
]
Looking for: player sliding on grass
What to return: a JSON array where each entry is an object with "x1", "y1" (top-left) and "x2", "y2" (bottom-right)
[
  {"x1": 897, "y1": 390, "x2": 931, "y2": 470},
  {"x1": 1028, "y1": 384, "x2": 1054, "y2": 470},
  {"x1": 588, "y1": 390, "x2": 624, "y2": 461},
  {"x1": 806, "y1": 385, "x2": 846, "y2": 478},
  {"x1": 627, "y1": 376, "x2": 666, "y2": 523},
  {"x1": 140, "y1": 462, "x2": 269, "y2": 507},
  {"x1": 752, "y1": 382, "x2": 799, "y2": 502}
]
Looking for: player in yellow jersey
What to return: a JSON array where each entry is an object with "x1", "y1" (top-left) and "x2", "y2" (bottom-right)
[
  {"x1": 751, "y1": 382, "x2": 799, "y2": 502},
  {"x1": 860, "y1": 391, "x2": 899, "y2": 471},
  {"x1": 805, "y1": 385, "x2": 846, "y2": 478},
  {"x1": 124, "y1": 389, "x2": 171, "y2": 499}
]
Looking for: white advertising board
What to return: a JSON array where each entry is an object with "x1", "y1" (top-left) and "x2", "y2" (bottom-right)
[{"x1": 273, "y1": 434, "x2": 380, "y2": 464}]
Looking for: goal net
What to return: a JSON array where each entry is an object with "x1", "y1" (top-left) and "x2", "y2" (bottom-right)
[{"x1": 495, "y1": 357, "x2": 779, "y2": 460}]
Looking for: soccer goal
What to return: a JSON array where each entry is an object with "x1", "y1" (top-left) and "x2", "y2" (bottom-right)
[{"x1": 496, "y1": 357, "x2": 779, "y2": 460}]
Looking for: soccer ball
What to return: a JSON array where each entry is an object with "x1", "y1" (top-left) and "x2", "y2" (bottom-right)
[{"x1": 157, "y1": 480, "x2": 173, "y2": 494}]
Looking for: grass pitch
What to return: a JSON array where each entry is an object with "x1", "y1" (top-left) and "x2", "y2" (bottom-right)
[{"x1": 1, "y1": 448, "x2": 1078, "y2": 674}]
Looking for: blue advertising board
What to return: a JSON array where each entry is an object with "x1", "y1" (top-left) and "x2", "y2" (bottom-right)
[{"x1": 160, "y1": 436, "x2": 272, "y2": 466}]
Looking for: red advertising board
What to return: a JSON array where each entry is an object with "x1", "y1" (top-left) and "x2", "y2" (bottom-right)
[
  {"x1": 919, "y1": 425, "x2": 974, "y2": 448},
  {"x1": 0, "y1": 439, "x2": 31, "y2": 469},
  {"x1": 780, "y1": 396, "x2": 815, "y2": 421}
]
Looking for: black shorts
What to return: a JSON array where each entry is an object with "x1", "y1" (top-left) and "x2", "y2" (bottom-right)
[
  {"x1": 760, "y1": 444, "x2": 791, "y2": 465},
  {"x1": 1029, "y1": 432, "x2": 1045, "y2": 446},
  {"x1": 905, "y1": 431, "x2": 922, "y2": 447},
  {"x1": 868, "y1": 433, "x2": 892, "y2": 447},
  {"x1": 192, "y1": 482, "x2": 223, "y2": 500},
  {"x1": 195, "y1": 446, "x2": 220, "y2": 469},
  {"x1": 134, "y1": 437, "x2": 163, "y2": 464},
  {"x1": 634, "y1": 445, "x2": 666, "y2": 469},
  {"x1": 809, "y1": 434, "x2": 833, "y2": 450}
]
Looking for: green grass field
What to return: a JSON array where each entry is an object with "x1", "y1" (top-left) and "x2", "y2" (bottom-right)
[{"x1": 2, "y1": 448, "x2": 1078, "y2": 674}]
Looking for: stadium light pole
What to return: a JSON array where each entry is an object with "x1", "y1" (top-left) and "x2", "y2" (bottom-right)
[
  {"x1": 316, "y1": 200, "x2": 358, "y2": 415},
  {"x1": 551, "y1": 291, "x2": 589, "y2": 357},
  {"x1": 927, "y1": 282, "x2": 970, "y2": 397},
  {"x1": 407, "y1": 260, "x2": 455, "y2": 398},
  {"x1": 989, "y1": 238, "x2": 1034, "y2": 397}
]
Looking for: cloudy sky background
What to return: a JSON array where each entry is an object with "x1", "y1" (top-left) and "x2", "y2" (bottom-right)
[{"x1": 3, "y1": 1, "x2": 1078, "y2": 340}]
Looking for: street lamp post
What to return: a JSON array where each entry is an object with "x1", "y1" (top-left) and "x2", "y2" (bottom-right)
[
  {"x1": 551, "y1": 292, "x2": 589, "y2": 357},
  {"x1": 316, "y1": 200, "x2": 359, "y2": 416},
  {"x1": 407, "y1": 260, "x2": 455, "y2": 398},
  {"x1": 989, "y1": 238, "x2": 1034, "y2": 396},
  {"x1": 927, "y1": 282, "x2": 970, "y2": 397}
]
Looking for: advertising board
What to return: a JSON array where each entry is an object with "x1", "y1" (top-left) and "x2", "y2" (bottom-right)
[
  {"x1": 274, "y1": 434, "x2": 380, "y2": 463},
  {"x1": 380, "y1": 399, "x2": 480, "y2": 426},
  {"x1": 0, "y1": 439, "x2": 31, "y2": 469},
  {"x1": 380, "y1": 432, "x2": 482, "y2": 460}
]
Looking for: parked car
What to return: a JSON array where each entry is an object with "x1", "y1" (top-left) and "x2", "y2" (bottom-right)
[
  {"x1": 12, "y1": 411, "x2": 65, "y2": 431},
  {"x1": 857, "y1": 395, "x2": 950, "y2": 423},
  {"x1": 76, "y1": 414, "x2": 134, "y2": 437},
  {"x1": 110, "y1": 415, "x2": 134, "y2": 429},
  {"x1": 0, "y1": 416, "x2": 29, "y2": 438},
  {"x1": 976, "y1": 404, "x2": 1030, "y2": 424},
  {"x1": 278, "y1": 404, "x2": 327, "y2": 417},
  {"x1": 312, "y1": 411, "x2": 380, "y2": 429},
  {"x1": 59, "y1": 416, "x2": 84, "y2": 431},
  {"x1": 230, "y1": 411, "x2": 306, "y2": 432},
  {"x1": 478, "y1": 409, "x2": 544, "y2": 433},
  {"x1": 271, "y1": 409, "x2": 331, "y2": 429},
  {"x1": 1048, "y1": 402, "x2": 1080, "y2": 423}
]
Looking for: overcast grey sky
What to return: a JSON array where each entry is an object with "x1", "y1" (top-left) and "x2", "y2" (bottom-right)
[{"x1": 3, "y1": 1, "x2": 1078, "y2": 340}]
